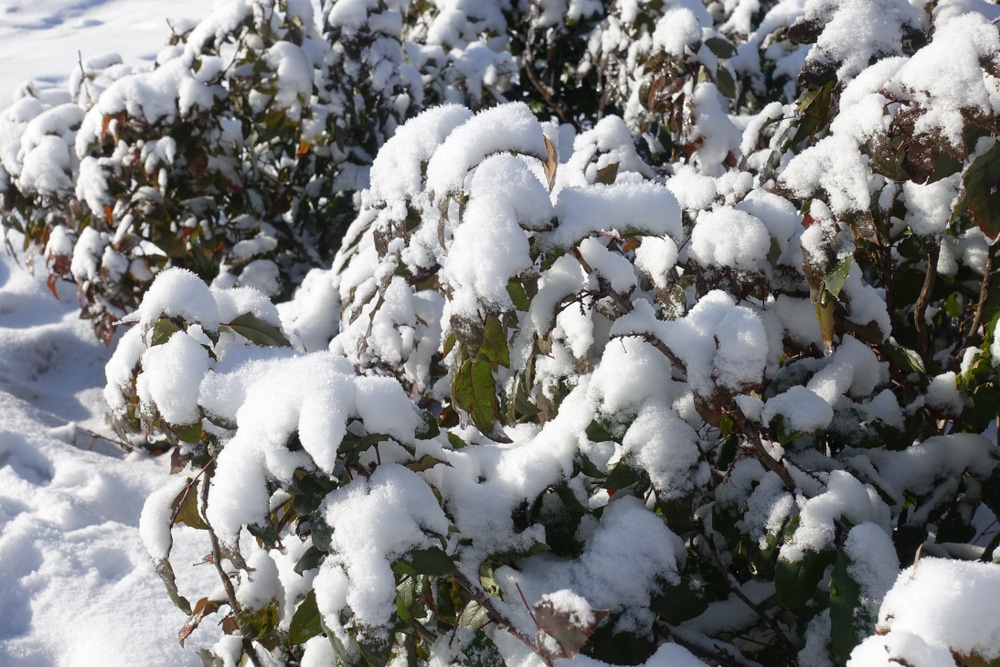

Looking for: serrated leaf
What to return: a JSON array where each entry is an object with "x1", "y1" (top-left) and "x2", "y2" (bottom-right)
[
  {"x1": 225, "y1": 312, "x2": 291, "y2": 347},
  {"x1": 480, "y1": 316, "x2": 510, "y2": 368},
  {"x1": 288, "y1": 590, "x2": 323, "y2": 645}
]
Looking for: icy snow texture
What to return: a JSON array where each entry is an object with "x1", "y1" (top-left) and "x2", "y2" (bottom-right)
[
  {"x1": 315, "y1": 464, "x2": 449, "y2": 634},
  {"x1": 848, "y1": 558, "x2": 1000, "y2": 666}
]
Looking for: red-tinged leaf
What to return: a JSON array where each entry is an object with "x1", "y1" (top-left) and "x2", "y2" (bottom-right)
[
  {"x1": 959, "y1": 140, "x2": 1000, "y2": 240},
  {"x1": 103, "y1": 205, "x2": 114, "y2": 225},
  {"x1": 46, "y1": 274, "x2": 60, "y2": 301},
  {"x1": 534, "y1": 593, "x2": 610, "y2": 659},
  {"x1": 179, "y1": 597, "x2": 220, "y2": 646},
  {"x1": 221, "y1": 615, "x2": 239, "y2": 635}
]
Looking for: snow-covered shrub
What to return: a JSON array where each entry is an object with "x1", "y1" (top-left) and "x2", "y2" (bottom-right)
[
  {"x1": 7, "y1": 0, "x2": 1000, "y2": 664},
  {"x1": 112, "y1": 41, "x2": 1000, "y2": 662}
]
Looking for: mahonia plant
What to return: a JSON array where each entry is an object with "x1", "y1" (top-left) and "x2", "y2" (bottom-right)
[{"x1": 11, "y1": 0, "x2": 1000, "y2": 666}]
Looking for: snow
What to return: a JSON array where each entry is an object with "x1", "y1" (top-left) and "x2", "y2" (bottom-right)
[
  {"x1": 3, "y1": 1, "x2": 1000, "y2": 665},
  {"x1": 0, "y1": 242, "x2": 218, "y2": 665},
  {"x1": 848, "y1": 558, "x2": 1000, "y2": 666}
]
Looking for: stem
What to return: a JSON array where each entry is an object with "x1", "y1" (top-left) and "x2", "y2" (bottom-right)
[
  {"x1": 702, "y1": 529, "x2": 798, "y2": 658},
  {"x1": 451, "y1": 569, "x2": 539, "y2": 657},
  {"x1": 914, "y1": 242, "x2": 939, "y2": 364},
  {"x1": 968, "y1": 240, "x2": 997, "y2": 344},
  {"x1": 200, "y1": 467, "x2": 265, "y2": 667}
]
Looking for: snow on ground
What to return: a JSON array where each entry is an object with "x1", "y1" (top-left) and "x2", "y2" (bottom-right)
[
  {"x1": 0, "y1": 243, "x2": 219, "y2": 665},
  {"x1": 1, "y1": 3, "x2": 229, "y2": 662},
  {"x1": 0, "y1": 0, "x2": 220, "y2": 107}
]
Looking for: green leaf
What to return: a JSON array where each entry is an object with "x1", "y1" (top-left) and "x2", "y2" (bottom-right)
[
  {"x1": 225, "y1": 312, "x2": 291, "y2": 347},
  {"x1": 704, "y1": 36, "x2": 737, "y2": 59},
  {"x1": 507, "y1": 279, "x2": 531, "y2": 311},
  {"x1": 393, "y1": 546, "x2": 455, "y2": 576},
  {"x1": 404, "y1": 454, "x2": 452, "y2": 473},
  {"x1": 958, "y1": 140, "x2": 1000, "y2": 240},
  {"x1": 480, "y1": 316, "x2": 510, "y2": 368},
  {"x1": 650, "y1": 581, "x2": 708, "y2": 624},
  {"x1": 595, "y1": 162, "x2": 619, "y2": 185},
  {"x1": 715, "y1": 65, "x2": 736, "y2": 99},
  {"x1": 172, "y1": 478, "x2": 208, "y2": 530},
  {"x1": 775, "y1": 549, "x2": 834, "y2": 609},
  {"x1": 294, "y1": 546, "x2": 326, "y2": 575},
  {"x1": 289, "y1": 590, "x2": 323, "y2": 645},
  {"x1": 830, "y1": 549, "x2": 867, "y2": 665},
  {"x1": 585, "y1": 420, "x2": 615, "y2": 443},
  {"x1": 171, "y1": 420, "x2": 203, "y2": 444},
  {"x1": 452, "y1": 356, "x2": 499, "y2": 432},
  {"x1": 463, "y1": 630, "x2": 505, "y2": 667},
  {"x1": 604, "y1": 460, "x2": 641, "y2": 491},
  {"x1": 154, "y1": 557, "x2": 192, "y2": 615},
  {"x1": 415, "y1": 410, "x2": 440, "y2": 440},
  {"x1": 151, "y1": 317, "x2": 181, "y2": 346},
  {"x1": 823, "y1": 255, "x2": 854, "y2": 298}
]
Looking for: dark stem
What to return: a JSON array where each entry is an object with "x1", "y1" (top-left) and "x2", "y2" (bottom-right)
[
  {"x1": 200, "y1": 467, "x2": 265, "y2": 667},
  {"x1": 451, "y1": 569, "x2": 540, "y2": 659},
  {"x1": 968, "y1": 240, "x2": 998, "y2": 344},
  {"x1": 914, "y1": 241, "x2": 940, "y2": 364}
]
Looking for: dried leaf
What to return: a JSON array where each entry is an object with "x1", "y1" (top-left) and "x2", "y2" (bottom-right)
[
  {"x1": 534, "y1": 594, "x2": 609, "y2": 659},
  {"x1": 542, "y1": 135, "x2": 558, "y2": 191}
]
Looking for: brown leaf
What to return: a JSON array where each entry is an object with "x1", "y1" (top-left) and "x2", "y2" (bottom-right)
[{"x1": 542, "y1": 135, "x2": 558, "y2": 191}]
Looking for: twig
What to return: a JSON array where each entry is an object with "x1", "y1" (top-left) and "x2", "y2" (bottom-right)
[
  {"x1": 914, "y1": 242, "x2": 939, "y2": 364},
  {"x1": 701, "y1": 528, "x2": 798, "y2": 658},
  {"x1": 968, "y1": 240, "x2": 997, "y2": 344},
  {"x1": 451, "y1": 569, "x2": 538, "y2": 656},
  {"x1": 200, "y1": 467, "x2": 265, "y2": 667}
]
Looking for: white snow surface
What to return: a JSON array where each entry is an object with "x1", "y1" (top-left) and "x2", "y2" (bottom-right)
[
  {"x1": 0, "y1": 0, "x2": 226, "y2": 109},
  {"x1": 0, "y1": 243, "x2": 220, "y2": 665}
]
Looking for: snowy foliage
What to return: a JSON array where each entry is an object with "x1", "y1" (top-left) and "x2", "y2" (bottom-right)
[{"x1": 8, "y1": 0, "x2": 1000, "y2": 665}]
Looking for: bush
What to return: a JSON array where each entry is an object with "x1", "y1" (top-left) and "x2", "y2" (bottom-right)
[{"x1": 14, "y1": 0, "x2": 1000, "y2": 665}]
